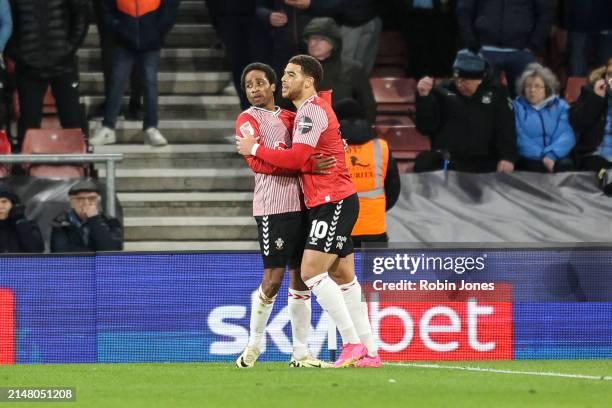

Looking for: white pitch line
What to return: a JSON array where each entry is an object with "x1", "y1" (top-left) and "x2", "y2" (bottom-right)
[{"x1": 385, "y1": 362, "x2": 612, "y2": 381}]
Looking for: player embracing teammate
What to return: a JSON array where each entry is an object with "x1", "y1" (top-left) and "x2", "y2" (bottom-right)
[
  {"x1": 237, "y1": 55, "x2": 381, "y2": 368},
  {"x1": 235, "y1": 62, "x2": 334, "y2": 369}
]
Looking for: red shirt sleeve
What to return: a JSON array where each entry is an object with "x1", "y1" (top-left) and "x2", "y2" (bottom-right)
[
  {"x1": 235, "y1": 112, "x2": 296, "y2": 176},
  {"x1": 255, "y1": 143, "x2": 315, "y2": 171}
]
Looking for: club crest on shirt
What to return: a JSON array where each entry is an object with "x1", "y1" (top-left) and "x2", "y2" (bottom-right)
[
  {"x1": 273, "y1": 141, "x2": 289, "y2": 150},
  {"x1": 239, "y1": 121, "x2": 255, "y2": 137},
  {"x1": 297, "y1": 116, "x2": 314, "y2": 134}
]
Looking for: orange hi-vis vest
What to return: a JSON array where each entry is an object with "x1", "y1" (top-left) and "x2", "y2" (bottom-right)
[
  {"x1": 345, "y1": 138, "x2": 389, "y2": 236},
  {"x1": 117, "y1": 0, "x2": 161, "y2": 17}
]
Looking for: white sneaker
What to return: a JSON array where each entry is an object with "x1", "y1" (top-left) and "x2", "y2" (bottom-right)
[
  {"x1": 144, "y1": 127, "x2": 168, "y2": 147},
  {"x1": 289, "y1": 354, "x2": 333, "y2": 368},
  {"x1": 235, "y1": 346, "x2": 261, "y2": 368},
  {"x1": 89, "y1": 126, "x2": 116, "y2": 146}
]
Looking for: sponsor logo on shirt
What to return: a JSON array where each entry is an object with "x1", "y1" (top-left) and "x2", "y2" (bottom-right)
[{"x1": 297, "y1": 116, "x2": 314, "y2": 134}]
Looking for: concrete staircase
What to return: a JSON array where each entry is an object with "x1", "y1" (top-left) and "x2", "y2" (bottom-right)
[{"x1": 84, "y1": 1, "x2": 258, "y2": 251}]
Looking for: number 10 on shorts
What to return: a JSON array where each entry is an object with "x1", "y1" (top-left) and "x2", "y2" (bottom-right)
[{"x1": 309, "y1": 220, "x2": 329, "y2": 244}]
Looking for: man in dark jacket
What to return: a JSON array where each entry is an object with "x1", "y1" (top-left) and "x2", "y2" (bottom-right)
[
  {"x1": 90, "y1": 0, "x2": 179, "y2": 147},
  {"x1": 335, "y1": 98, "x2": 400, "y2": 246},
  {"x1": 414, "y1": 50, "x2": 517, "y2": 173},
  {"x1": 569, "y1": 68, "x2": 612, "y2": 171},
  {"x1": 255, "y1": 0, "x2": 347, "y2": 109},
  {"x1": 302, "y1": 17, "x2": 377, "y2": 122},
  {"x1": 456, "y1": 0, "x2": 555, "y2": 95},
  {"x1": 0, "y1": 186, "x2": 44, "y2": 253},
  {"x1": 50, "y1": 179, "x2": 123, "y2": 253},
  {"x1": 9, "y1": 0, "x2": 89, "y2": 150}
]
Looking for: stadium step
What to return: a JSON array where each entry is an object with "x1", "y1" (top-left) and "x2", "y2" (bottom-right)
[
  {"x1": 79, "y1": 71, "x2": 232, "y2": 95},
  {"x1": 88, "y1": 120, "x2": 236, "y2": 144},
  {"x1": 98, "y1": 168, "x2": 254, "y2": 192},
  {"x1": 89, "y1": 119, "x2": 236, "y2": 144},
  {"x1": 77, "y1": 48, "x2": 226, "y2": 72},
  {"x1": 123, "y1": 240, "x2": 259, "y2": 251},
  {"x1": 118, "y1": 192, "x2": 252, "y2": 217},
  {"x1": 82, "y1": 95, "x2": 240, "y2": 120},
  {"x1": 123, "y1": 216, "x2": 258, "y2": 240},
  {"x1": 92, "y1": 144, "x2": 245, "y2": 169},
  {"x1": 83, "y1": 24, "x2": 218, "y2": 49}
]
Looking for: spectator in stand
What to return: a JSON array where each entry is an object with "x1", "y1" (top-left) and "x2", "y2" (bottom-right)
[
  {"x1": 89, "y1": 0, "x2": 179, "y2": 147},
  {"x1": 0, "y1": 186, "x2": 44, "y2": 253},
  {"x1": 563, "y1": 0, "x2": 612, "y2": 77},
  {"x1": 256, "y1": 0, "x2": 347, "y2": 109},
  {"x1": 513, "y1": 63, "x2": 575, "y2": 173},
  {"x1": 9, "y1": 0, "x2": 88, "y2": 151},
  {"x1": 334, "y1": 98, "x2": 400, "y2": 246},
  {"x1": 207, "y1": 1, "x2": 274, "y2": 110},
  {"x1": 569, "y1": 58, "x2": 612, "y2": 171},
  {"x1": 456, "y1": 0, "x2": 555, "y2": 96},
  {"x1": 391, "y1": 0, "x2": 458, "y2": 79},
  {"x1": 336, "y1": 0, "x2": 381, "y2": 77},
  {"x1": 303, "y1": 17, "x2": 377, "y2": 122},
  {"x1": 50, "y1": 179, "x2": 123, "y2": 253},
  {"x1": 414, "y1": 50, "x2": 517, "y2": 173},
  {"x1": 91, "y1": 0, "x2": 143, "y2": 120},
  {"x1": 0, "y1": 0, "x2": 12, "y2": 131}
]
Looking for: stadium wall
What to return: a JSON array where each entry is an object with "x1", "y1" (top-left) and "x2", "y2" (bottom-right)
[{"x1": 0, "y1": 249, "x2": 610, "y2": 364}]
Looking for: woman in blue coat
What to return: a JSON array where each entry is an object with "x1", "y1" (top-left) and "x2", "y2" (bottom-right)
[{"x1": 513, "y1": 63, "x2": 576, "y2": 172}]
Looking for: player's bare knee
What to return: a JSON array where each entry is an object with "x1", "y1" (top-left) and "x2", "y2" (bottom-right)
[{"x1": 261, "y1": 277, "x2": 282, "y2": 298}]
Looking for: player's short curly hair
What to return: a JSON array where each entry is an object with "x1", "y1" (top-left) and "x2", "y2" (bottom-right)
[
  {"x1": 288, "y1": 54, "x2": 324, "y2": 89},
  {"x1": 240, "y1": 62, "x2": 277, "y2": 92}
]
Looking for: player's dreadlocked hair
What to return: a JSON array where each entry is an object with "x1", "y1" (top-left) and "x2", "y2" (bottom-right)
[
  {"x1": 240, "y1": 62, "x2": 277, "y2": 92},
  {"x1": 288, "y1": 55, "x2": 324, "y2": 89}
]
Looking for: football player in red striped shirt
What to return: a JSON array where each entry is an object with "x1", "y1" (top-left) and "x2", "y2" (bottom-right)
[
  {"x1": 236, "y1": 56, "x2": 380, "y2": 368},
  {"x1": 235, "y1": 62, "x2": 333, "y2": 369}
]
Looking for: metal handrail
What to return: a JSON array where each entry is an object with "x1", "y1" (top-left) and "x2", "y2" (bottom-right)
[{"x1": 0, "y1": 154, "x2": 123, "y2": 217}]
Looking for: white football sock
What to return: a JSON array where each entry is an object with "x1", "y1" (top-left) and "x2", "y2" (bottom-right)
[
  {"x1": 340, "y1": 277, "x2": 378, "y2": 357},
  {"x1": 248, "y1": 286, "x2": 276, "y2": 349},
  {"x1": 305, "y1": 273, "x2": 360, "y2": 345},
  {"x1": 288, "y1": 288, "x2": 312, "y2": 359}
]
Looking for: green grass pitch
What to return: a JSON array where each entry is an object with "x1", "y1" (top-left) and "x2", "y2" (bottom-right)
[{"x1": 0, "y1": 361, "x2": 610, "y2": 407}]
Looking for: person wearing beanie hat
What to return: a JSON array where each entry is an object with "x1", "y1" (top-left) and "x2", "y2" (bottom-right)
[
  {"x1": 50, "y1": 179, "x2": 122, "y2": 253},
  {"x1": 0, "y1": 186, "x2": 44, "y2": 253},
  {"x1": 302, "y1": 17, "x2": 377, "y2": 122},
  {"x1": 414, "y1": 50, "x2": 518, "y2": 173}
]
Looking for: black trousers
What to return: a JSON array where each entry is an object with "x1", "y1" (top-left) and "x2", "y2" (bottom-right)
[
  {"x1": 213, "y1": 15, "x2": 272, "y2": 110},
  {"x1": 16, "y1": 69, "x2": 83, "y2": 147},
  {"x1": 414, "y1": 150, "x2": 498, "y2": 173},
  {"x1": 579, "y1": 155, "x2": 612, "y2": 171},
  {"x1": 516, "y1": 157, "x2": 575, "y2": 173}
]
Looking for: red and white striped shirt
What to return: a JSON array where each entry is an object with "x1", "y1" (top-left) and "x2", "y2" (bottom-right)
[{"x1": 236, "y1": 107, "x2": 304, "y2": 216}]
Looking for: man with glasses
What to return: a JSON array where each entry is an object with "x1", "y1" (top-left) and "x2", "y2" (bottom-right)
[
  {"x1": 413, "y1": 50, "x2": 518, "y2": 173},
  {"x1": 50, "y1": 179, "x2": 123, "y2": 252}
]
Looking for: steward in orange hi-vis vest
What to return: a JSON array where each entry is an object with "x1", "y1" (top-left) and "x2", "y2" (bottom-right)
[
  {"x1": 347, "y1": 138, "x2": 389, "y2": 235},
  {"x1": 336, "y1": 98, "x2": 401, "y2": 245}
]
